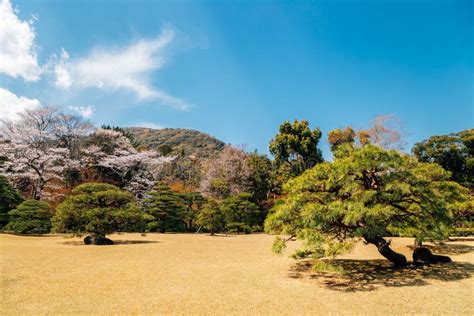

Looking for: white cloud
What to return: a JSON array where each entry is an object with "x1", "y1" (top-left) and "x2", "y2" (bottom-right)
[
  {"x1": 0, "y1": 87, "x2": 40, "y2": 120},
  {"x1": 53, "y1": 49, "x2": 72, "y2": 89},
  {"x1": 52, "y1": 29, "x2": 191, "y2": 110},
  {"x1": 134, "y1": 122, "x2": 165, "y2": 129},
  {"x1": 0, "y1": 0, "x2": 41, "y2": 81},
  {"x1": 68, "y1": 105, "x2": 95, "y2": 118}
]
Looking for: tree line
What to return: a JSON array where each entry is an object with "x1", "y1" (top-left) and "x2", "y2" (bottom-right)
[{"x1": 0, "y1": 107, "x2": 472, "y2": 255}]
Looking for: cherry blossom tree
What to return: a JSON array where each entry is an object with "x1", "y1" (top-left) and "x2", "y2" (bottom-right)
[
  {"x1": 81, "y1": 129, "x2": 174, "y2": 199},
  {"x1": 200, "y1": 146, "x2": 252, "y2": 199},
  {"x1": 0, "y1": 106, "x2": 91, "y2": 200},
  {"x1": 0, "y1": 138, "x2": 77, "y2": 200}
]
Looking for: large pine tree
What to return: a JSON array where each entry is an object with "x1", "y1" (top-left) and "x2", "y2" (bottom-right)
[{"x1": 266, "y1": 145, "x2": 472, "y2": 265}]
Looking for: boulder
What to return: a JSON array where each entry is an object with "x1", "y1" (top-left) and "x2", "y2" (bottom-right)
[
  {"x1": 413, "y1": 247, "x2": 451, "y2": 264},
  {"x1": 83, "y1": 235, "x2": 114, "y2": 245}
]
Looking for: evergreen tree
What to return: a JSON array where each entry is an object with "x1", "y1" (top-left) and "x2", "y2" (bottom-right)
[
  {"x1": 0, "y1": 175, "x2": 23, "y2": 228},
  {"x1": 221, "y1": 193, "x2": 261, "y2": 234},
  {"x1": 179, "y1": 192, "x2": 206, "y2": 231},
  {"x1": 413, "y1": 128, "x2": 474, "y2": 188},
  {"x1": 197, "y1": 199, "x2": 225, "y2": 235},
  {"x1": 144, "y1": 182, "x2": 184, "y2": 233},
  {"x1": 269, "y1": 119, "x2": 323, "y2": 178},
  {"x1": 266, "y1": 145, "x2": 472, "y2": 266},
  {"x1": 53, "y1": 183, "x2": 149, "y2": 244},
  {"x1": 5, "y1": 199, "x2": 51, "y2": 234}
]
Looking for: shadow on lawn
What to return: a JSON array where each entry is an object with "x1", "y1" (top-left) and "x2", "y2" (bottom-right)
[
  {"x1": 288, "y1": 260, "x2": 474, "y2": 292},
  {"x1": 62, "y1": 240, "x2": 159, "y2": 246}
]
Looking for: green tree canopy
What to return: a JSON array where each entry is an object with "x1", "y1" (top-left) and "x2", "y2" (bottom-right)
[
  {"x1": 0, "y1": 175, "x2": 23, "y2": 228},
  {"x1": 247, "y1": 152, "x2": 273, "y2": 205},
  {"x1": 327, "y1": 127, "x2": 356, "y2": 152},
  {"x1": 5, "y1": 199, "x2": 51, "y2": 234},
  {"x1": 266, "y1": 145, "x2": 471, "y2": 265},
  {"x1": 144, "y1": 182, "x2": 184, "y2": 233},
  {"x1": 52, "y1": 183, "x2": 148, "y2": 244},
  {"x1": 222, "y1": 193, "x2": 261, "y2": 234},
  {"x1": 197, "y1": 198, "x2": 224, "y2": 235},
  {"x1": 179, "y1": 192, "x2": 206, "y2": 231},
  {"x1": 269, "y1": 119, "x2": 323, "y2": 177},
  {"x1": 412, "y1": 128, "x2": 474, "y2": 188}
]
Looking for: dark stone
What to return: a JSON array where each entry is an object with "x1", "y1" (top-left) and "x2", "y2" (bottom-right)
[
  {"x1": 413, "y1": 247, "x2": 451, "y2": 264},
  {"x1": 83, "y1": 235, "x2": 114, "y2": 245},
  {"x1": 84, "y1": 235, "x2": 93, "y2": 245}
]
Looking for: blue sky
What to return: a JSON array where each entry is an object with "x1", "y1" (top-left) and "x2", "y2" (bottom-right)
[{"x1": 0, "y1": 0, "x2": 472, "y2": 158}]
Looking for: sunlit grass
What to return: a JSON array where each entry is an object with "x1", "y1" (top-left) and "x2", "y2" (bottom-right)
[{"x1": 1, "y1": 234, "x2": 473, "y2": 315}]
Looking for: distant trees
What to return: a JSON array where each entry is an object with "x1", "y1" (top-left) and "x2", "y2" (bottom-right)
[
  {"x1": 0, "y1": 176, "x2": 23, "y2": 228},
  {"x1": 269, "y1": 119, "x2": 323, "y2": 178},
  {"x1": 125, "y1": 127, "x2": 226, "y2": 158},
  {"x1": 200, "y1": 147, "x2": 252, "y2": 199},
  {"x1": 82, "y1": 129, "x2": 173, "y2": 199},
  {"x1": 4, "y1": 105, "x2": 471, "y2": 247},
  {"x1": 197, "y1": 199, "x2": 224, "y2": 235},
  {"x1": 179, "y1": 192, "x2": 206, "y2": 232},
  {"x1": 247, "y1": 152, "x2": 273, "y2": 204},
  {"x1": 266, "y1": 145, "x2": 471, "y2": 266},
  {"x1": 412, "y1": 129, "x2": 473, "y2": 188},
  {"x1": 359, "y1": 115, "x2": 405, "y2": 150},
  {"x1": 168, "y1": 154, "x2": 202, "y2": 192},
  {"x1": 327, "y1": 115, "x2": 405, "y2": 156},
  {"x1": 327, "y1": 127, "x2": 356, "y2": 152},
  {"x1": 5, "y1": 200, "x2": 51, "y2": 234},
  {"x1": 53, "y1": 183, "x2": 149, "y2": 245},
  {"x1": 221, "y1": 193, "x2": 261, "y2": 234},
  {"x1": 101, "y1": 124, "x2": 141, "y2": 149},
  {"x1": 144, "y1": 182, "x2": 184, "y2": 233},
  {"x1": 412, "y1": 129, "x2": 474, "y2": 232}
]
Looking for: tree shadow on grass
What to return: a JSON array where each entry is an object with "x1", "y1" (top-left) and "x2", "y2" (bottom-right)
[
  {"x1": 62, "y1": 240, "x2": 160, "y2": 246},
  {"x1": 288, "y1": 259, "x2": 474, "y2": 292}
]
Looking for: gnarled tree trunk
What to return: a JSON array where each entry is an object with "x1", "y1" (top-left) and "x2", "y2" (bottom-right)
[{"x1": 364, "y1": 235, "x2": 407, "y2": 266}]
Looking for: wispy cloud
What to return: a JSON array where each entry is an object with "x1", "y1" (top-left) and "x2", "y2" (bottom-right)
[
  {"x1": 134, "y1": 121, "x2": 165, "y2": 129},
  {"x1": 0, "y1": 87, "x2": 40, "y2": 120},
  {"x1": 68, "y1": 105, "x2": 95, "y2": 118},
  {"x1": 0, "y1": 0, "x2": 41, "y2": 81},
  {"x1": 51, "y1": 29, "x2": 192, "y2": 110}
]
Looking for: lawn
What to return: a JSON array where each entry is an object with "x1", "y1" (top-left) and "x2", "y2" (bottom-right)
[{"x1": 1, "y1": 233, "x2": 473, "y2": 315}]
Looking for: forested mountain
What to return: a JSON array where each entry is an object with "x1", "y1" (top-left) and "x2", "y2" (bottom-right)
[{"x1": 126, "y1": 127, "x2": 226, "y2": 158}]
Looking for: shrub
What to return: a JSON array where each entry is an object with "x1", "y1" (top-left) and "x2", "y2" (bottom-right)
[{"x1": 5, "y1": 199, "x2": 51, "y2": 234}]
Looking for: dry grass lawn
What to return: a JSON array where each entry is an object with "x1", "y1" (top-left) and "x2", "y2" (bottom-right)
[{"x1": 1, "y1": 233, "x2": 473, "y2": 315}]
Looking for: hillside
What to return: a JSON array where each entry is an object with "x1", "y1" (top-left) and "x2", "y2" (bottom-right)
[{"x1": 126, "y1": 127, "x2": 226, "y2": 158}]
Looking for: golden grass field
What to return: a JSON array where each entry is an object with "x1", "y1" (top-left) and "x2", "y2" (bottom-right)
[{"x1": 1, "y1": 233, "x2": 473, "y2": 315}]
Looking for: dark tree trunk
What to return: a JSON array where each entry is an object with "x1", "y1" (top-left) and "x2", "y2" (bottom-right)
[{"x1": 364, "y1": 235, "x2": 407, "y2": 266}]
